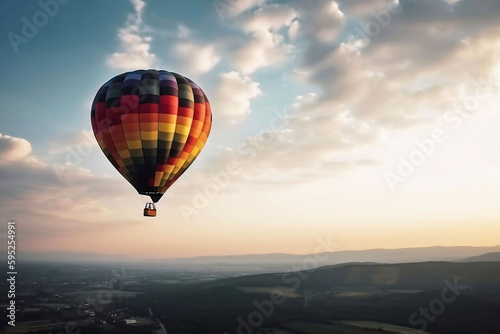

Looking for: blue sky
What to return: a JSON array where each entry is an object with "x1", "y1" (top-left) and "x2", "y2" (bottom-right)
[
  {"x1": 1, "y1": 0, "x2": 500, "y2": 258},
  {"x1": 0, "y1": 0, "x2": 307, "y2": 163}
]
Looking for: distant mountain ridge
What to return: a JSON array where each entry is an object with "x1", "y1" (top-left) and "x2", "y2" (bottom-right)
[
  {"x1": 462, "y1": 252, "x2": 500, "y2": 262},
  {"x1": 15, "y1": 245, "x2": 500, "y2": 272},
  {"x1": 157, "y1": 245, "x2": 500, "y2": 264}
]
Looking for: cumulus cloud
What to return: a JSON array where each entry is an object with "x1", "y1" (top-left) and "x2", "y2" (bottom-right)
[
  {"x1": 234, "y1": 99, "x2": 381, "y2": 183},
  {"x1": 299, "y1": 0, "x2": 500, "y2": 128},
  {"x1": 107, "y1": 0, "x2": 156, "y2": 70},
  {"x1": 202, "y1": 0, "x2": 500, "y2": 186},
  {"x1": 0, "y1": 133, "x2": 33, "y2": 164},
  {"x1": 242, "y1": 5, "x2": 297, "y2": 32},
  {"x1": 234, "y1": 4, "x2": 297, "y2": 74},
  {"x1": 0, "y1": 133, "x2": 144, "y2": 243},
  {"x1": 212, "y1": 71, "x2": 262, "y2": 124},
  {"x1": 175, "y1": 43, "x2": 221, "y2": 74},
  {"x1": 234, "y1": 31, "x2": 289, "y2": 74},
  {"x1": 303, "y1": 1, "x2": 345, "y2": 43},
  {"x1": 293, "y1": 0, "x2": 500, "y2": 128}
]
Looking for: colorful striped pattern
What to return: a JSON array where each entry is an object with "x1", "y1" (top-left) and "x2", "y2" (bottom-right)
[{"x1": 91, "y1": 70, "x2": 212, "y2": 203}]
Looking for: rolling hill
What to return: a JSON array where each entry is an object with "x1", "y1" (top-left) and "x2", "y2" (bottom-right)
[
  {"x1": 462, "y1": 252, "x2": 500, "y2": 262},
  {"x1": 134, "y1": 261, "x2": 500, "y2": 334},
  {"x1": 16, "y1": 245, "x2": 500, "y2": 273}
]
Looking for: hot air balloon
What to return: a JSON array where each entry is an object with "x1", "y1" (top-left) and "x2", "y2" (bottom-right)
[{"x1": 90, "y1": 70, "x2": 212, "y2": 217}]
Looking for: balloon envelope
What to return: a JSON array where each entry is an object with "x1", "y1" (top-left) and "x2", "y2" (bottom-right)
[{"x1": 91, "y1": 69, "x2": 212, "y2": 203}]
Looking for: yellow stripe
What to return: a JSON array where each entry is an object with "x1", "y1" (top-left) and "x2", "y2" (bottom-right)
[
  {"x1": 141, "y1": 131, "x2": 158, "y2": 141},
  {"x1": 175, "y1": 125, "x2": 191, "y2": 136},
  {"x1": 159, "y1": 123, "x2": 176, "y2": 132},
  {"x1": 127, "y1": 140, "x2": 142, "y2": 149}
]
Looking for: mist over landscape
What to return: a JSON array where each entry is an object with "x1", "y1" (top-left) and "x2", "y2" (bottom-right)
[
  {"x1": 2, "y1": 247, "x2": 500, "y2": 333},
  {"x1": 13, "y1": 245, "x2": 500, "y2": 271}
]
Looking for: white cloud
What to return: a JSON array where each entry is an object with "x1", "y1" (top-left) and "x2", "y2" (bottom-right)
[
  {"x1": 175, "y1": 43, "x2": 221, "y2": 74},
  {"x1": 234, "y1": 30, "x2": 291, "y2": 74},
  {"x1": 297, "y1": 0, "x2": 345, "y2": 44},
  {"x1": 202, "y1": 0, "x2": 500, "y2": 186},
  {"x1": 292, "y1": 93, "x2": 318, "y2": 110},
  {"x1": 0, "y1": 133, "x2": 33, "y2": 164},
  {"x1": 234, "y1": 5, "x2": 297, "y2": 74},
  {"x1": 213, "y1": 71, "x2": 262, "y2": 122},
  {"x1": 242, "y1": 5, "x2": 296, "y2": 32},
  {"x1": 214, "y1": 0, "x2": 267, "y2": 18},
  {"x1": 314, "y1": 1, "x2": 345, "y2": 42},
  {"x1": 107, "y1": 0, "x2": 156, "y2": 70},
  {"x1": 131, "y1": 0, "x2": 145, "y2": 16},
  {"x1": 0, "y1": 133, "x2": 143, "y2": 242}
]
